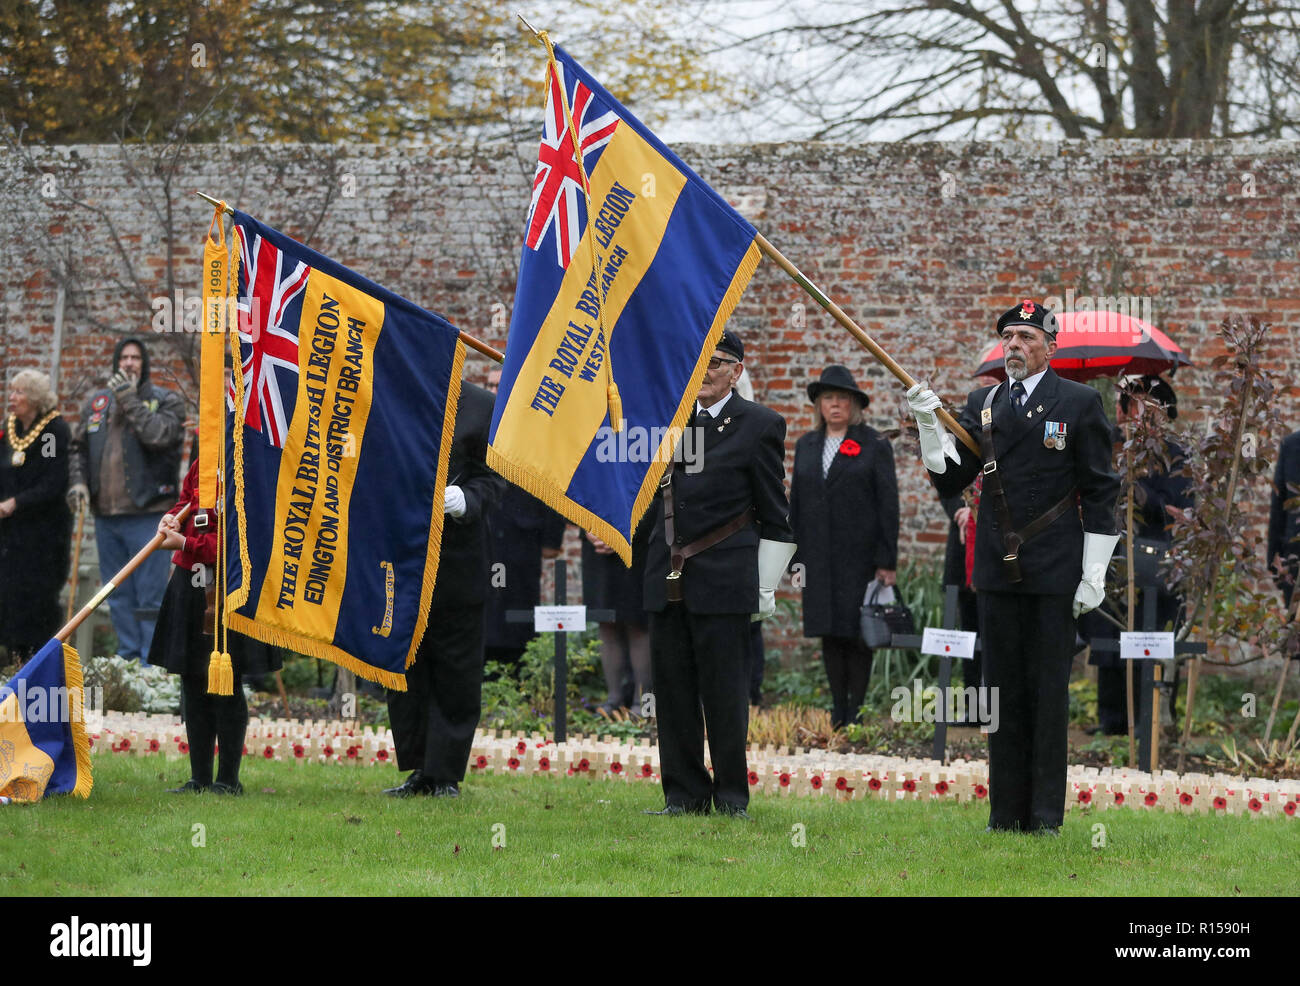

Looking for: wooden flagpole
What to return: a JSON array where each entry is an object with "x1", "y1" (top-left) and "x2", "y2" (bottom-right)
[
  {"x1": 194, "y1": 192, "x2": 505, "y2": 364},
  {"x1": 754, "y1": 233, "x2": 979, "y2": 455},
  {"x1": 58, "y1": 505, "x2": 190, "y2": 642}
]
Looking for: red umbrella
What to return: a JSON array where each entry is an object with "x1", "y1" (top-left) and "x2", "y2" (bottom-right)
[{"x1": 974, "y1": 310, "x2": 1191, "y2": 381}]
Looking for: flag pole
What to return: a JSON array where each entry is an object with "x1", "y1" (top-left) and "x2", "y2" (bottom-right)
[
  {"x1": 57, "y1": 505, "x2": 191, "y2": 643},
  {"x1": 754, "y1": 232, "x2": 979, "y2": 456},
  {"x1": 194, "y1": 192, "x2": 506, "y2": 364}
]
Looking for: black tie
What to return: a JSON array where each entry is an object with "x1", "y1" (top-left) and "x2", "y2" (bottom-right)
[
  {"x1": 696, "y1": 408, "x2": 712, "y2": 426},
  {"x1": 1011, "y1": 381, "x2": 1026, "y2": 409}
]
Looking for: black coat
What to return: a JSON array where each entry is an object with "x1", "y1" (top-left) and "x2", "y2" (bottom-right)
[
  {"x1": 433, "y1": 382, "x2": 506, "y2": 608},
  {"x1": 790, "y1": 424, "x2": 899, "y2": 638},
  {"x1": 582, "y1": 512, "x2": 652, "y2": 625},
  {"x1": 930, "y1": 369, "x2": 1119, "y2": 594},
  {"x1": 940, "y1": 493, "x2": 970, "y2": 589},
  {"x1": 1132, "y1": 437, "x2": 1192, "y2": 541},
  {"x1": 483, "y1": 484, "x2": 567, "y2": 649},
  {"x1": 643, "y1": 393, "x2": 794, "y2": 614},
  {"x1": 0, "y1": 415, "x2": 72, "y2": 651},
  {"x1": 1268, "y1": 430, "x2": 1300, "y2": 584}
]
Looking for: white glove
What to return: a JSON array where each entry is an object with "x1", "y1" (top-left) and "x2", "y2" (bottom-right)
[
  {"x1": 1073, "y1": 532, "x2": 1120, "y2": 617},
  {"x1": 906, "y1": 384, "x2": 960, "y2": 473},
  {"x1": 67, "y1": 483, "x2": 89, "y2": 513},
  {"x1": 754, "y1": 538, "x2": 798, "y2": 622},
  {"x1": 443, "y1": 484, "x2": 466, "y2": 518}
]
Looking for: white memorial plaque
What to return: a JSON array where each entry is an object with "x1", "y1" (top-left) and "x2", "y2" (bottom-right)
[
  {"x1": 921, "y1": 627, "x2": 977, "y2": 660},
  {"x1": 534, "y1": 605, "x2": 587, "y2": 632},
  {"x1": 1120, "y1": 632, "x2": 1174, "y2": 660}
]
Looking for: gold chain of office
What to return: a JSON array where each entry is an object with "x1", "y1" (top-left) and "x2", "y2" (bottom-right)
[{"x1": 5, "y1": 410, "x2": 60, "y2": 466}]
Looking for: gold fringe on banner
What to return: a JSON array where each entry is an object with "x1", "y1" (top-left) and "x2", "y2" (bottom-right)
[
  {"x1": 405, "y1": 342, "x2": 466, "y2": 672},
  {"x1": 61, "y1": 642, "x2": 93, "y2": 798}
]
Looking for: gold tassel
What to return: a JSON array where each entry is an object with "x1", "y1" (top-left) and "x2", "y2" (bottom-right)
[
  {"x1": 207, "y1": 649, "x2": 233, "y2": 695},
  {"x1": 607, "y1": 383, "x2": 623, "y2": 432}
]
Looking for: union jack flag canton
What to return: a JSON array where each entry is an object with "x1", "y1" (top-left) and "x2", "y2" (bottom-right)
[
  {"x1": 234, "y1": 224, "x2": 311, "y2": 448},
  {"x1": 525, "y1": 59, "x2": 621, "y2": 269}
]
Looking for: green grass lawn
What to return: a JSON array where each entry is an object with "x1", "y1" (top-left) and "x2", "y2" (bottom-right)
[{"x1": 1, "y1": 755, "x2": 1292, "y2": 896}]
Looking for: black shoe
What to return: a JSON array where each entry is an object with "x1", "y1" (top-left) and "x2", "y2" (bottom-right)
[
  {"x1": 430, "y1": 783, "x2": 460, "y2": 798},
  {"x1": 643, "y1": 804, "x2": 708, "y2": 816},
  {"x1": 166, "y1": 778, "x2": 209, "y2": 793},
  {"x1": 384, "y1": 770, "x2": 430, "y2": 798},
  {"x1": 210, "y1": 780, "x2": 243, "y2": 796},
  {"x1": 715, "y1": 804, "x2": 751, "y2": 820}
]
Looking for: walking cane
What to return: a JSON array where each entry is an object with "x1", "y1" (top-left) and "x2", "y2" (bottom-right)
[{"x1": 65, "y1": 499, "x2": 87, "y2": 624}]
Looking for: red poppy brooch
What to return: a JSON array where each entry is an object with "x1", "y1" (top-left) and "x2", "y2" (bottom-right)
[{"x1": 839, "y1": 439, "x2": 861, "y2": 457}]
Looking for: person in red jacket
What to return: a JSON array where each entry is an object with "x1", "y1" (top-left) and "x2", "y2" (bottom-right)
[{"x1": 149, "y1": 455, "x2": 280, "y2": 794}]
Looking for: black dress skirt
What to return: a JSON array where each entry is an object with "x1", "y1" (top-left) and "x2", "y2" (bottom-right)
[
  {"x1": 581, "y1": 516, "x2": 651, "y2": 626},
  {"x1": 148, "y1": 566, "x2": 282, "y2": 677}
]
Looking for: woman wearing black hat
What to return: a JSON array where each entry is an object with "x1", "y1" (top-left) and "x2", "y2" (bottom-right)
[{"x1": 790, "y1": 365, "x2": 899, "y2": 730}]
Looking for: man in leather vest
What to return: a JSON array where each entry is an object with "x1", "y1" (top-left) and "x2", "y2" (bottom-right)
[
  {"x1": 642, "y1": 330, "x2": 796, "y2": 819},
  {"x1": 69, "y1": 337, "x2": 185, "y2": 663},
  {"x1": 906, "y1": 301, "x2": 1119, "y2": 833}
]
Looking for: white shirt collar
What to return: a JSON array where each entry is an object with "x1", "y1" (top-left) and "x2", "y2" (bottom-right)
[
  {"x1": 697, "y1": 390, "x2": 734, "y2": 418},
  {"x1": 1012, "y1": 368, "x2": 1049, "y2": 400}
]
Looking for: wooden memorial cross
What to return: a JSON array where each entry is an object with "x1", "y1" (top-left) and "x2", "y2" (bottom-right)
[
  {"x1": 888, "y1": 585, "x2": 982, "y2": 762},
  {"x1": 505, "y1": 557, "x2": 614, "y2": 744},
  {"x1": 1087, "y1": 592, "x2": 1206, "y2": 772}
]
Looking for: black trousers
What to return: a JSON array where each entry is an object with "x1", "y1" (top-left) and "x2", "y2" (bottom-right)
[
  {"x1": 649, "y1": 606, "x2": 752, "y2": 812},
  {"x1": 821, "y1": 635, "x2": 873, "y2": 729},
  {"x1": 978, "y1": 590, "x2": 1075, "y2": 831},
  {"x1": 386, "y1": 602, "x2": 485, "y2": 784}
]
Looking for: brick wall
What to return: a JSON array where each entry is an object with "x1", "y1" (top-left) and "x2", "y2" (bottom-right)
[{"x1": 3, "y1": 140, "x2": 1297, "y2": 638}]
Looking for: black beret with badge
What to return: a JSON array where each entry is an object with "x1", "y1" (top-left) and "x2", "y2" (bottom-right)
[
  {"x1": 996, "y1": 298, "x2": 1059, "y2": 338},
  {"x1": 716, "y1": 329, "x2": 744, "y2": 362}
]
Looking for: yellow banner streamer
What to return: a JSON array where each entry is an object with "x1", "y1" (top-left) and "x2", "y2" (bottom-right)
[{"x1": 198, "y1": 205, "x2": 228, "y2": 509}]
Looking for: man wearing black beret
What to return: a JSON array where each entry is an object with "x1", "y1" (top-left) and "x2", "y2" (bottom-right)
[
  {"x1": 905, "y1": 300, "x2": 1119, "y2": 833},
  {"x1": 642, "y1": 330, "x2": 796, "y2": 819}
]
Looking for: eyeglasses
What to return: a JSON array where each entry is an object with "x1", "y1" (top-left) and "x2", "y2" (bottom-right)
[{"x1": 707, "y1": 356, "x2": 740, "y2": 370}]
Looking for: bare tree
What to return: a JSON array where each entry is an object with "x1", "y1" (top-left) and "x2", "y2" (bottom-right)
[{"x1": 710, "y1": 0, "x2": 1300, "y2": 140}]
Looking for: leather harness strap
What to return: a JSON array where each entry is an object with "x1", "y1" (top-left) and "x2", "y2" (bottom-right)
[
  {"x1": 978, "y1": 384, "x2": 1077, "y2": 583},
  {"x1": 660, "y1": 470, "x2": 755, "y2": 602}
]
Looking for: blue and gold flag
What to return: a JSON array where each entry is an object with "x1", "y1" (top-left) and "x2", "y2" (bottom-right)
[
  {"x1": 224, "y1": 211, "x2": 464, "y2": 689},
  {"x1": 0, "y1": 639, "x2": 92, "y2": 802},
  {"x1": 488, "y1": 43, "x2": 761, "y2": 564}
]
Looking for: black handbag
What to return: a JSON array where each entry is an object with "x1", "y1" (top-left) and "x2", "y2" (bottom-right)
[{"x1": 859, "y1": 580, "x2": 915, "y2": 649}]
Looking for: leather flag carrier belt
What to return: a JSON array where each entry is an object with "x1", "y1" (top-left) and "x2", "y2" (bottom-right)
[
  {"x1": 979, "y1": 384, "x2": 1076, "y2": 583},
  {"x1": 660, "y1": 471, "x2": 754, "y2": 602}
]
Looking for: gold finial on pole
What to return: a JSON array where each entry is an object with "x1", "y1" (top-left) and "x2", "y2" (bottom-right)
[{"x1": 196, "y1": 191, "x2": 233, "y2": 214}]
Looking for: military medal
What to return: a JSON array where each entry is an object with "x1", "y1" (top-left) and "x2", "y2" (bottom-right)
[{"x1": 1044, "y1": 421, "x2": 1067, "y2": 450}]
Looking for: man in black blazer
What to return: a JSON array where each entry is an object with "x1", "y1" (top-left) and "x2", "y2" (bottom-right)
[
  {"x1": 643, "y1": 330, "x2": 796, "y2": 818},
  {"x1": 907, "y1": 300, "x2": 1119, "y2": 833},
  {"x1": 384, "y1": 380, "x2": 505, "y2": 797}
]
